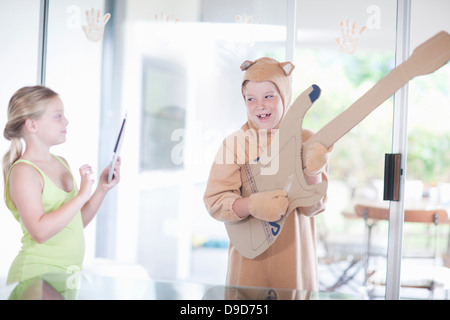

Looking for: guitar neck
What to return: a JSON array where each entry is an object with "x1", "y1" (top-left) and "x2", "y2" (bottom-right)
[
  {"x1": 305, "y1": 30, "x2": 450, "y2": 152},
  {"x1": 305, "y1": 63, "x2": 412, "y2": 150}
]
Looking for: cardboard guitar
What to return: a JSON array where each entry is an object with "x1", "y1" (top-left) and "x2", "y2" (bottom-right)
[{"x1": 225, "y1": 31, "x2": 450, "y2": 259}]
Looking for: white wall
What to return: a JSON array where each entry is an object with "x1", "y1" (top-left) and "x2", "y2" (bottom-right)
[{"x1": 0, "y1": 0, "x2": 40, "y2": 283}]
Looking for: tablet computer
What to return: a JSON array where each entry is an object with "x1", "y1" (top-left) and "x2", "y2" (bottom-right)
[{"x1": 108, "y1": 113, "x2": 127, "y2": 183}]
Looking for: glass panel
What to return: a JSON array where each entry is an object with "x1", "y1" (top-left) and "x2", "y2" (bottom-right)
[
  {"x1": 295, "y1": 0, "x2": 397, "y2": 298},
  {"x1": 7, "y1": 1, "x2": 447, "y2": 300},
  {"x1": 116, "y1": 0, "x2": 290, "y2": 282},
  {"x1": 403, "y1": 0, "x2": 450, "y2": 300},
  {"x1": 45, "y1": 0, "x2": 106, "y2": 262},
  {"x1": 0, "y1": 0, "x2": 41, "y2": 284}
]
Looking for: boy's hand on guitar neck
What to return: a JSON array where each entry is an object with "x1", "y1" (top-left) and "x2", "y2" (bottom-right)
[{"x1": 303, "y1": 142, "x2": 332, "y2": 176}]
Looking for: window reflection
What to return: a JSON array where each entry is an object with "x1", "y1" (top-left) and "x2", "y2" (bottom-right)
[{"x1": 140, "y1": 58, "x2": 186, "y2": 171}]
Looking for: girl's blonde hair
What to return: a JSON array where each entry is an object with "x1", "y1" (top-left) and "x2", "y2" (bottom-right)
[{"x1": 2, "y1": 85, "x2": 58, "y2": 187}]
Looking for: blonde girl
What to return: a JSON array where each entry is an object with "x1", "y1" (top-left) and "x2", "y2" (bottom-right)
[{"x1": 2, "y1": 85, "x2": 120, "y2": 298}]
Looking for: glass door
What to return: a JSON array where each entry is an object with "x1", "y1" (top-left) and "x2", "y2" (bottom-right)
[
  {"x1": 43, "y1": 0, "x2": 107, "y2": 264},
  {"x1": 294, "y1": 0, "x2": 398, "y2": 298},
  {"x1": 295, "y1": 0, "x2": 450, "y2": 299},
  {"x1": 397, "y1": 0, "x2": 450, "y2": 299}
]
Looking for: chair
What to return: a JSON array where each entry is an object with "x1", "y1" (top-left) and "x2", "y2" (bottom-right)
[
  {"x1": 316, "y1": 216, "x2": 366, "y2": 293},
  {"x1": 354, "y1": 203, "x2": 448, "y2": 298}
]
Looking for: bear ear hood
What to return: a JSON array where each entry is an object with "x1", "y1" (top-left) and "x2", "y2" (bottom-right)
[
  {"x1": 241, "y1": 59, "x2": 294, "y2": 77},
  {"x1": 240, "y1": 57, "x2": 295, "y2": 118}
]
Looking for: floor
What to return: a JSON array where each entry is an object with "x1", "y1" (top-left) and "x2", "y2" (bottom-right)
[{"x1": 189, "y1": 246, "x2": 450, "y2": 300}]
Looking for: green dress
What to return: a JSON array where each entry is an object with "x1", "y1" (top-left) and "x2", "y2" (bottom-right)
[{"x1": 5, "y1": 155, "x2": 85, "y2": 298}]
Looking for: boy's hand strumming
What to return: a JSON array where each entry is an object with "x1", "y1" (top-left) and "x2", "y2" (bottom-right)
[{"x1": 248, "y1": 190, "x2": 289, "y2": 222}]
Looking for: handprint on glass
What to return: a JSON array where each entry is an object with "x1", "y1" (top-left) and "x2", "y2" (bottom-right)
[
  {"x1": 336, "y1": 19, "x2": 366, "y2": 54},
  {"x1": 82, "y1": 8, "x2": 111, "y2": 42}
]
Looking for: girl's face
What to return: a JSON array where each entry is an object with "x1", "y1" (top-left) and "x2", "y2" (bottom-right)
[
  {"x1": 34, "y1": 97, "x2": 69, "y2": 146},
  {"x1": 244, "y1": 81, "x2": 283, "y2": 130}
]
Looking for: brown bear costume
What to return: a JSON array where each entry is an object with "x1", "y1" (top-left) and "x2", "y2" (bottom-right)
[{"x1": 204, "y1": 57, "x2": 328, "y2": 292}]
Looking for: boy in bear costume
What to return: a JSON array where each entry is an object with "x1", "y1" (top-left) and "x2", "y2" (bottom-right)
[{"x1": 204, "y1": 57, "x2": 330, "y2": 291}]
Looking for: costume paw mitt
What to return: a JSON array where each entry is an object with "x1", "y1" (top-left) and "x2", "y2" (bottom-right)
[
  {"x1": 304, "y1": 142, "x2": 332, "y2": 176},
  {"x1": 248, "y1": 190, "x2": 289, "y2": 222}
]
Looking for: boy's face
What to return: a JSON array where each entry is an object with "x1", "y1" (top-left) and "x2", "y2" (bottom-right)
[{"x1": 244, "y1": 81, "x2": 284, "y2": 130}]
